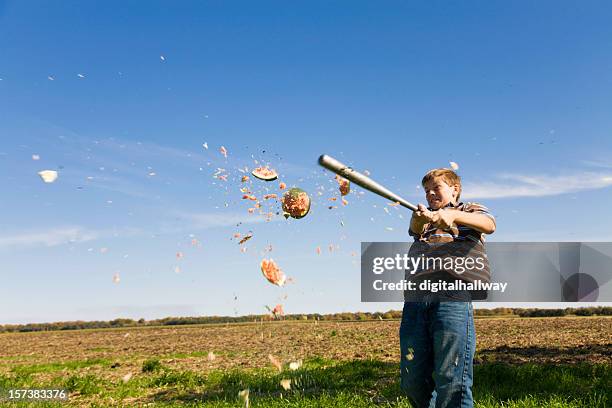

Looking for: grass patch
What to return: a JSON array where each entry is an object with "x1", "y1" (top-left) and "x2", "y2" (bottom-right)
[
  {"x1": 142, "y1": 358, "x2": 164, "y2": 373},
  {"x1": 150, "y1": 370, "x2": 208, "y2": 388},
  {"x1": 64, "y1": 373, "x2": 106, "y2": 395},
  {"x1": 0, "y1": 359, "x2": 608, "y2": 407},
  {"x1": 10, "y1": 358, "x2": 110, "y2": 376},
  {"x1": 474, "y1": 363, "x2": 611, "y2": 405},
  {"x1": 148, "y1": 360, "x2": 609, "y2": 407}
]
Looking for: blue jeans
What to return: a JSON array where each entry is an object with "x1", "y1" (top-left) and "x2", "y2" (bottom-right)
[{"x1": 399, "y1": 297, "x2": 476, "y2": 408}]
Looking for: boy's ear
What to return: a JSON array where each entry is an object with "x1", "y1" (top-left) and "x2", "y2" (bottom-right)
[{"x1": 452, "y1": 184, "x2": 460, "y2": 200}]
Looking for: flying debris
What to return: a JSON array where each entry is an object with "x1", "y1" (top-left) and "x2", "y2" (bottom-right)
[
  {"x1": 272, "y1": 304, "x2": 284, "y2": 317},
  {"x1": 261, "y1": 259, "x2": 286, "y2": 286},
  {"x1": 267, "y1": 304, "x2": 284, "y2": 318},
  {"x1": 289, "y1": 360, "x2": 303, "y2": 370},
  {"x1": 336, "y1": 175, "x2": 350, "y2": 196},
  {"x1": 280, "y1": 379, "x2": 291, "y2": 390},
  {"x1": 281, "y1": 188, "x2": 311, "y2": 219},
  {"x1": 38, "y1": 170, "x2": 58, "y2": 183},
  {"x1": 238, "y1": 233, "x2": 253, "y2": 245},
  {"x1": 220, "y1": 146, "x2": 228, "y2": 158},
  {"x1": 268, "y1": 354, "x2": 282, "y2": 371},
  {"x1": 238, "y1": 389, "x2": 249, "y2": 408},
  {"x1": 251, "y1": 167, "x2": 278, "y2": 181}
]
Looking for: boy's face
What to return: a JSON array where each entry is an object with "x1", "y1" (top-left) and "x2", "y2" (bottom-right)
[{"x1": 423, "y1": 177, "x2": 459, "y2": 210}]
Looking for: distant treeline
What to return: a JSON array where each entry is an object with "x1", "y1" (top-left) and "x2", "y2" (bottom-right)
[
  {"x1": 1, "y1": 307, "x2": 610, "y2": 333},
  {"x1": 474, "y1": 306, "x2": 612, "y2": 318}
]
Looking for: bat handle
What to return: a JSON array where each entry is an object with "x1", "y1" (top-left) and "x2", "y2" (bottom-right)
[{"x1": 396, "y1": 199, "x2": 419, "y2": 212}]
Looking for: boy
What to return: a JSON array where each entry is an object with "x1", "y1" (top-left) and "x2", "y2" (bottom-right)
[{"x1": 401, "y1": 168, "x2": 495, "y2": 408}]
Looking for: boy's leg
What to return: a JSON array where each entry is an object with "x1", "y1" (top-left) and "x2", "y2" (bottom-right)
[
  {"x1": 430, "y1": 301, "x2": 476, "y2": 408},
  {"x1": 399, "y1": 301, "x2": 436, "y2": 408}
]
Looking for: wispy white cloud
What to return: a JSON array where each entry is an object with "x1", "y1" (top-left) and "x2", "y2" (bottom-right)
[
  {"x1": 581, "y1": 160, "x2": 612, "y2": 169},
  {"x1": 0, "y1": 226, "x2": 99, "y2": 249},
  {"x1": 0, "y1": 226, "x2": 144, "y2": 249},
  {"x1": 462, "y1": 171, "x2": 612, "y2": 199},
  {"x1": 165, "y1": 211, "x2": 276, "y2": 232},
  {"x1": 0, "y1": 211, "x2": 270, "y2": 250}
]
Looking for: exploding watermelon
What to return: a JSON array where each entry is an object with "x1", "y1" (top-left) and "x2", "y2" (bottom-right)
[
  {"x1": 261, "y1": 258, "x2": 286, "y2": 286},
  {"x1": 281, "y1": 188, "x2": 311, "y2": 219},
  {"x1": 251, "y1": 166, "x2": 278, "y2": 181},
  {"x1": 336, "y1": 175, "x2": 350, "y2": 196}
]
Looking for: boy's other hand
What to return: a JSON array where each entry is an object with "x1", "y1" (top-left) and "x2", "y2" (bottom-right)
[
  {"x1": 414, "y1": 204, "x2": 436, "y2": 223},
  {"x1": 433, "y1": 209, "x2": 457, "y2": 230}
]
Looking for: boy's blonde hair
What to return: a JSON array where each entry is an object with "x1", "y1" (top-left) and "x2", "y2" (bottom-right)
[{"x1": 422, "y1": 168, "x2": 462, "y2": 201}]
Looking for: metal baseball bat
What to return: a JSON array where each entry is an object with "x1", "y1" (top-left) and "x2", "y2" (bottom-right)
[{"x1": 318, "y1": 154, "x2": 418, "y2": 212}]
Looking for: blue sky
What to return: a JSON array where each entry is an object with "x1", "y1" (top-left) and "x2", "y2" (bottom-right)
[{"x1": 1, "y1": 1, "x2": 612, "y2": 324}]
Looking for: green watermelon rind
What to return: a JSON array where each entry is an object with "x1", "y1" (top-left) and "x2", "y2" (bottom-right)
[{"x1": 251, "y1": 167, "x2": 278, "y2": 181}]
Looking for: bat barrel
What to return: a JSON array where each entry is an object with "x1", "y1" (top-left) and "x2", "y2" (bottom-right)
[{"x1": 318, "y1": 154, "x2": 418, "y2": 212}]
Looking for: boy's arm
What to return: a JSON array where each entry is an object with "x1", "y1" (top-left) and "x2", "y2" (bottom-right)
[
  {"x1": 436, "y1": 209, "x2": 496, "y2": 234},
  {"x1": 454, "y1": 211, "x2": 495, "y2": 234}
]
